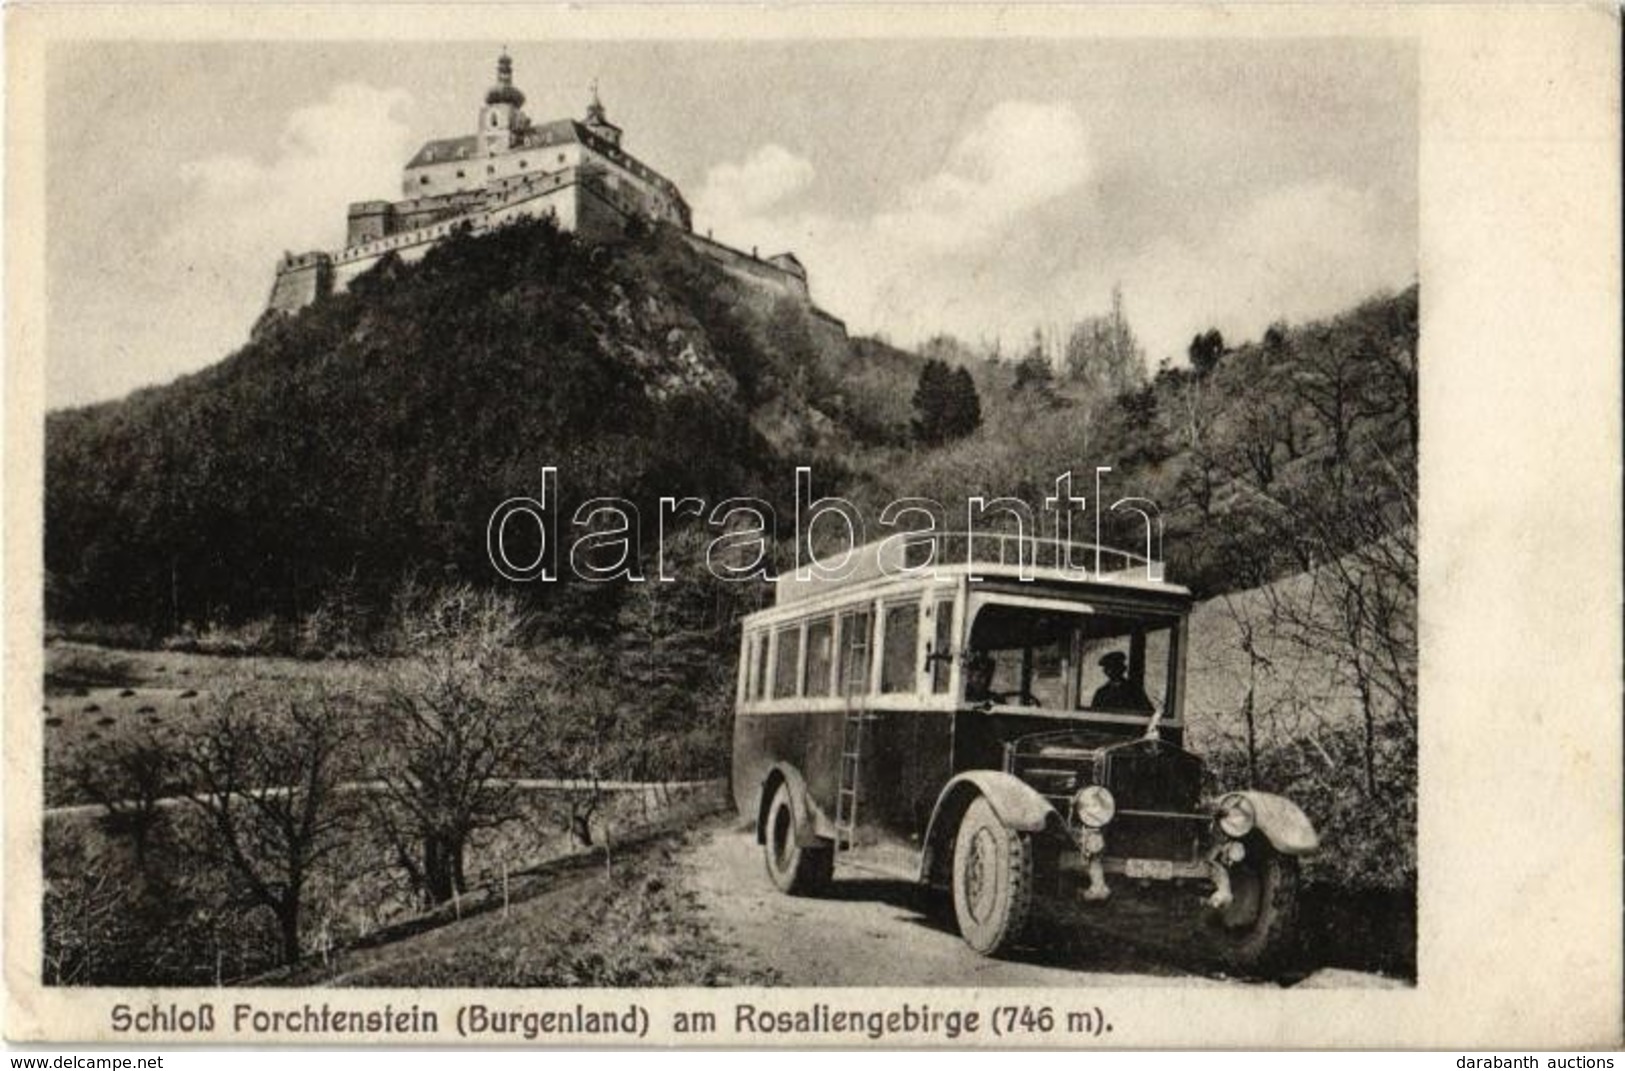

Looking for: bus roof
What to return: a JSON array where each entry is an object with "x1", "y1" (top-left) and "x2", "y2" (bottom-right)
[{"x1": 771, "y1": 531, "x2": 1188, "y2": 609}]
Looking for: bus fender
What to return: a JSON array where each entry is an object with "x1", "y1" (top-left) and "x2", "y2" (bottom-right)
[
  {"x1": 755, "y1": 763, "x2": 822, "y2": 848},
  {"x1": 1223, "y1": 790, "x2": 1320, "y2": 855},
  {"x1": 918, "y1": 772, "x2": 1060, "y2": 887}
]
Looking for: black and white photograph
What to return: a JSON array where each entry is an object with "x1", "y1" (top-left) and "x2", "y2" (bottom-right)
[{"x1": 4, "y1": 3, "x2": 1620, "y2": 1050}]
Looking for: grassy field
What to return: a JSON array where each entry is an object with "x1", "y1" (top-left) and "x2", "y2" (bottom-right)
[
  {"x1": 1184, "y1": 570, "x2": 1365, "y2": 750},
  {"x1": 42, "y1": 642, "x2": 392, "y2": 806}
]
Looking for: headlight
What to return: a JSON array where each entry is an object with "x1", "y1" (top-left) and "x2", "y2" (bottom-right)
[
  {"x1": 1073, "y1": 785, "x2": 1116, "y2": 828},
  {"x1": 1217, "y1": 793, "x2": 1256, "y2": 838}
]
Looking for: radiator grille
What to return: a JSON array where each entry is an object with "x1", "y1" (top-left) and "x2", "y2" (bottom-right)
[{"x1": 1103, "y1": 739, "x2": 1202, "y2": 812}]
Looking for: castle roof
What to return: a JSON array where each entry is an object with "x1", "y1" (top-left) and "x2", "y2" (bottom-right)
[
  {"x1": 405, "y1": 135, "x2": 480, "y2": 168},
  {"x1": 521, "y1": 119, "x2": 597, "y2": 150},
  {"x1": 405, "y1": 119, "x2": 591, "y2": 170},
  {"x1": 767, "y1": 252, "x2": 807, "y2": 277}
]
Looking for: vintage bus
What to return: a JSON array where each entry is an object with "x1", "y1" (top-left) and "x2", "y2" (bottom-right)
[{"x1": 731, "y1": 532, "x2": 1320, "y2": 968}]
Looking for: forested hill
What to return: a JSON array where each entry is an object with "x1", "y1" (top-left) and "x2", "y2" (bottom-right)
[
  {"x1": 845, "y1": 284, "x2": 1418, "y2": 599},
  {"x1": 45, "y1": 220, "x2": 926, "y2": 637},
  {"x1": 46, "y1": 212, "x2": 1416, "y2": 645}
]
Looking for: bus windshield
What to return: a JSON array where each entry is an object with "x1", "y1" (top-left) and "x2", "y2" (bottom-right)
[{"x1": 963, "y1": 602, "x2": 1176, "y2": 717}]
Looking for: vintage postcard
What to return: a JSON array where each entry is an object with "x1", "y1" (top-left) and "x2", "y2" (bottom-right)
[{"x1": 4, "y1": 2, "x2": 1620, "y2": 1049}]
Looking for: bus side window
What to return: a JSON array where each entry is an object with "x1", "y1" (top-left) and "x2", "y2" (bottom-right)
[
  {"x1": 804, "y1": 617, "x2": 835, "y2": 696},
  {"x1": 772, "y1": 624, "x2": 801, "y2": 699},
  {"x1": 838, "y1": 608, "x2": 872, "y2": 696},
  {"x1": 753, "y1": 631, "x2": 770, "y2": 700},
  {"x1": 930, "y1": 597, "x2": 954, "y2": 694},
  {"x1": 880, "y1": 602, "x2": 920, "y2": 694}
]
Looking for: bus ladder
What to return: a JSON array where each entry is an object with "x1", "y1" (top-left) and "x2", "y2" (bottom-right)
[
  {"x1": 833, "y1": 624, "x2": 870, "y2": 863},
  {"x1": 834, "y1": 700, "x2": 865, "y2": 863}
]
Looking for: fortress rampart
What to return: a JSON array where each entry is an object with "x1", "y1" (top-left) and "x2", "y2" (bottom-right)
[
  {"x1": 266, "y1": 252, "x2": 333, "y2": 316},
  {"x1": 270, "y1": 171, "x2": 837, "y2": 330},
  {"x1": 681, "y1": 231, "x2": 811, "y2": 302}
]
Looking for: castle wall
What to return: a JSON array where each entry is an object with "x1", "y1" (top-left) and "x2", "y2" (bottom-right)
[
  {"x1": 346, "y1": 201, "x2": 394, "y2": 246},
  {"x1": 329, "y1": 175, "x2": 588, "y2": 293},
  {"x1": 265, "y1": 253, "x2": 333, "y2": 316},
  {"x1": 482, "y1": 179, "x2": 580, "y2": 234},
  {"x1": 331, "y1": 218, "x2": 459, "y2": 291},
  {"x1": 392, "y1": 192, "x2": 485, "y2": 234},
  {"x1": 487, "y1": 171, "x2": 646, "y2": 243},
  {"x1": 679, "y1": 232, "x2": 845, "y2": 341},
  {"x1": 405, "y1": 143, "x2": 584, "y2": 198},
  {"x1": 807, "y1": 307, "x2": 849, "y2": 350},
  {"x1": 681, "y1": 232, "x2": 812, "y2": 301},
  {"x1": 579, "y1": 135, "x2": 690, "y2": 230}
]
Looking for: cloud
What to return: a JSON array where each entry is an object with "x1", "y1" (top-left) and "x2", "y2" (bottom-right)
[
  {"x1": 875, "y1": 100, "x2": 1091, "y2": 252},
  {"x1": 50, "y1": 83, "x2": 420, "y2": 407},
  {"x1": 694, "y1": 144, "x2": 814, "y2": 220},
  {"x1": 58, "y1": 84, "x2": 422, "y2": 404},
  {"x1": 170, "y1": 83, "x2": 415, "y2": 264},
  {"x1": 1108, "y1": 181, "x2": 1415, "y2": 362},
  {"x1": 693, "y1": 101, "x2": 1095, "y2": 342},
  {"x1": 694, "y1": 103, "x2": 1409, "y2": 363}
]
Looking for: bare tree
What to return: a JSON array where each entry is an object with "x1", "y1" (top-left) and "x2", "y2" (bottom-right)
[
  {"x1": 1219, "y1": 593, "x2": 1274, "y2": 785},
  {"x1": 73, "y1": 732, "x2": 176, "y2": 872},
  {"x1": 1288, "y1": 327, "x2": 1379, "y2": 483},
  {"x1": 1164, "y1": 374, "x2": 1223, "y2": 518},
  {"x1": 1233, "y1": 403, "x2": 1281, "y2": 489},
  {"x1": 1218, "y1": 356, "x2": 1306, "y2": 492},
  {"x1": 1370, "y1": 335, "x2": 1418, "y2": 456},
  {"x1": 1064, "y1": 284, "x2": 1147, "y2": 396},
  {"x1": 1201, "y1": 294, "x2": 1419, "y2": 846},
  {"x1": 1226, "y1": 425, "x2": 1417, "y2": 805},
  {"x1": 182, "y1": 695, "x2": 354, "y2": 965},
  {"x1": 369, "y1": 584, "x2": 545, "y2": 906}
]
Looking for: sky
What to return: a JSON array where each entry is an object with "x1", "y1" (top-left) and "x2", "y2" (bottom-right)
[{"x1": 46, "y1": 39, "x2": 1416, "y2": 408}]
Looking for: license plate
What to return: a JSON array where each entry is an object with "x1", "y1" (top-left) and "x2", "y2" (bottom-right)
[{"x1": 1124, "y1": 858, "x2": 1175, "y2": 880}]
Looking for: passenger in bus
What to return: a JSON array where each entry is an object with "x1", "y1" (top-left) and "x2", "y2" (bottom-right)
[{"x1": 1090, "y1": 651, "x2": 1152, "y2": 712}]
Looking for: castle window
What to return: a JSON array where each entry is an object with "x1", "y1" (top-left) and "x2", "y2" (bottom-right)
[
  {"x1": 519, "y1": 160, "x2": 527, "y2": 169},
  {"x1": 487, "y1": 165, "x2": 495, "y2": 175},
  {"x1": 490, "y1": 114, "x2": 498, "y2": 127},
  {"x1": 420, "y1": 175, "x2": 430, "y2": 185},
  {"x1": 558, "y1": 153, "x2": 565, "y2": 164},
  {"x1": 456, "y1": 170, "x2": 465, "y2": 179}
]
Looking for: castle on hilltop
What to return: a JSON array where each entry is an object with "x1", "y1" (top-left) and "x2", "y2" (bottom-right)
[{"x1": 265, "y1": 53, "x2": 839, "y2": 332}]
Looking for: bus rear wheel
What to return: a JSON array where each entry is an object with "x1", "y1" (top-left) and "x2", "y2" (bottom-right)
[
  {"x1": 763, "y1": 781, "x2": 831, "y2": 895},
  {"x1": 951, "y1": 796, "x2": 1034, "y2": 955}
]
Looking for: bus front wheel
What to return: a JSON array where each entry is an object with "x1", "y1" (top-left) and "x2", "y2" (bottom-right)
[
  {"x1": 1205, "y1": 834, "x2": 1299, "y2": 972},
  {"x1": 951, "y1": 796, "x2": 1034, "y2": 955},
  {"x1": 763, "y1": 782, "x2": 832, "y2": 895}
]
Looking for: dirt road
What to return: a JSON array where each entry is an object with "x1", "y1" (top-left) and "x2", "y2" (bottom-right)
[{"x1": 680, "y1": 821, "x2": 1267, "y2": 988}]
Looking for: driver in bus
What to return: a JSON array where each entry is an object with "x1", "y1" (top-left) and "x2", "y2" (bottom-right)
[
  {"x1": 1090, "y1": 651, "x2": 1152, "y2": 712},
  {"x1": 963, "y1": 649, "x2": 996, "y2": 703}
]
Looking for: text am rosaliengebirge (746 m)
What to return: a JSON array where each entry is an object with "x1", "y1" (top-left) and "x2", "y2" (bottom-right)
[
  {"x1": 109, "y1": 1001, "x2": 1112, "y2": 1042},
  {"x1": 726, "y1": 1002, "x2": 1111, "y2": 1041}
]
